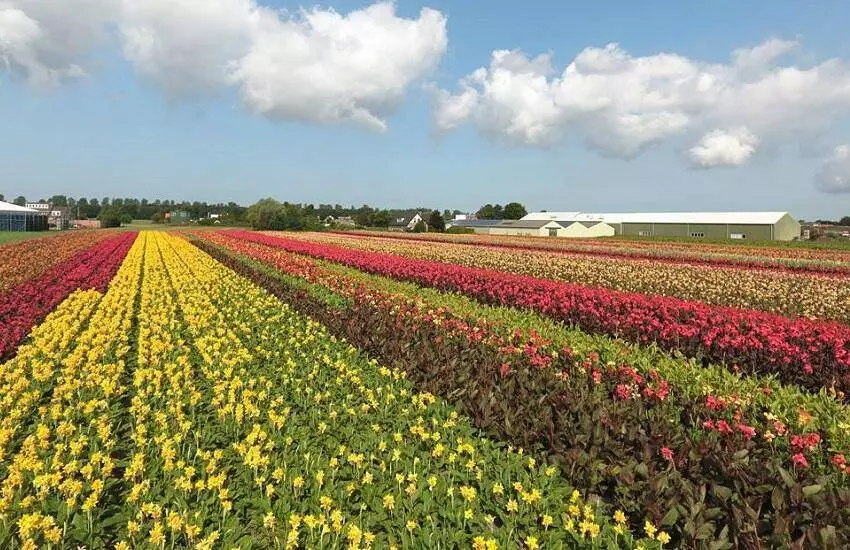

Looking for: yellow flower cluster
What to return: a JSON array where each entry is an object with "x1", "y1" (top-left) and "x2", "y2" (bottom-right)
[{"x1": 0, "y1": 289, "x2": 101, "y2": 463}]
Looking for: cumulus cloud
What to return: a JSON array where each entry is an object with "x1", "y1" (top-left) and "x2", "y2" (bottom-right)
[
  {"x1": 119, "y1": 0, "x2": 259, "y2": 96},
  {"x1": 0, "y1": 0, "x2": 116, "y2": 86},
  {"x1": 1, "y1": 0, "x2": 447, "y2": 130},
  {"x1": 433, "y1": 39, "x2": 850, "y2": 163},
  {"x1": 233, "y1": 3, "x2": 447, "y2": 131},
  {"x1": 688, "y1": 127, "x2": 759, "y2": 167},
  {"x1": 815, "y1": 145, "x2": 850, "y2": 193}
]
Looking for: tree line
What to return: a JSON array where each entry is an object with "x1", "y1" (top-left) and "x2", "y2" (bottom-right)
[{"x1": 1, "y1": 192, "x2": 531, "y2": 231}]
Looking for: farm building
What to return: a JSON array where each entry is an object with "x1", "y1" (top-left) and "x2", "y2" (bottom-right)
[
  {"x1": 444, "y1": 219, "x2": 502, "y2": 234},
  {"x1": 487, "y1": 219, "x2": 615, "y2": 238},
  {"x1": 0, "y1": 200, "x2": 48, "y2": 231},
  {"x1": 521, "y1": 211, "x2": 801, "y2": 241}
]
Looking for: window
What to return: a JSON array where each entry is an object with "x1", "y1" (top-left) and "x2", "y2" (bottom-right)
[
  {"x1": 730, "y1": 233, "x2": 746, "y2": 239},
  {"x1": 690, "y1": 232, "x2": 705, "y2": 238},
  {"x1": 638, "y1": 231, "x2": 651, "y2": 236},
  {"x1": 548, "y1": 228, "x2": 558, "y2": 237}
]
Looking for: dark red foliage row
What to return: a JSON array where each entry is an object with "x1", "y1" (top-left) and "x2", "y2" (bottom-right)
[
  {"x1": 331, "y1": 230, "x2": 850, "y2": 278},
  {"x1": 0, "y1": 232, "x2": 138, "y2": 361},
  {"x1": 232, "y1": 230, "x2": 850, "y2": 396}
]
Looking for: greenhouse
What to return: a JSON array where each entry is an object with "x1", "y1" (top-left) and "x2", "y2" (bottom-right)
[{"x1": 0, "y1": 200, "x2": 48, "y2": 231}]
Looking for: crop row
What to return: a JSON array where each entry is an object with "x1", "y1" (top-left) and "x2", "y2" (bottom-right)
[
  {"x1": 0, "y1": 231, "x2": 137, "y2": 361},
  {"x1": 303, "y1": 232, "x2": 850, "y2": 323},
  {"x1": 193, "y1": 231, "x2": 850, "y2": 548},
  {"x1": 335, "y1": 230, "x2": 850, "y2": 274},
  {"x1": 0, "y1": 232, "x2": 651, "y2": 548},
  {"x1": 230, "y1": 231, "x2": 850, "y2": 398},
  {"x1": 195, "y1": 231, "x2": 850, "y2": 455},
  {"x1": 0, "y1": 230, "x2": 121, "y2": 294},
  {"x1": 0, "y1": 231, "x2": 145, "y2": 547}
]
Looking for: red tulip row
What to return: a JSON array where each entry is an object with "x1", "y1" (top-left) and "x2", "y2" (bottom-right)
[
  {"x1": 0, "y1": 231, "x2": 138, "y2": 361},
  {"x1": 331, "y1": 230, "x2": 850, "y2": 277},
  {"x1": 232, "y1": 230, "x2": 850, "y2": 396}
]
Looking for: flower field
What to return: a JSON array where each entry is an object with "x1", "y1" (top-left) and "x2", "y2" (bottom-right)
[
  {"x1": 290, "y1": 232, "x2": 850, "y2": 322},
  {"x1": 333, "y1": 230, "x2": 850, "y2": 275},
  {"x1": 1, "y1": 229, "x2": 849, "y2": 548}
]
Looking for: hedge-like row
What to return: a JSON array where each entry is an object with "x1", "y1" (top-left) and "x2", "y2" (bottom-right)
[{"x1": 192, "y1": 235, "x2": 850, "y2": 549}]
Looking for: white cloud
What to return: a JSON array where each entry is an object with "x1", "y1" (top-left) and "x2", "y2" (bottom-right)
[
  {"x1": 119, "y1": 0, "x2": 259, "y2": 96},
  {"x1": 232, "y1": 3, "x2": 447, "y2": 131},
  {"x1": 815, "y1": 145, "x2": 850, "y2": 193},
  {"x1": 688, "y1": 127, "x2": 759, "y2": 167},
  {"x1": 1, "y1": 0, "x2": 447, "y2": 130},
  {"x1": 0, "y1": 0, "x2": 116, "y2": 86},
  {"x1": 434, "y1": 39, "x2": 850, "y2": 163}
]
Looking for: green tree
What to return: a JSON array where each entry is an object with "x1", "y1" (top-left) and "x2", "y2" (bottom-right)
[
  {"x1": 840, "y1": 216, "x2": 850, "y2": 226},
  {"x1": 476, "y1": 204, "x2": 496, "y2": 219},
  {"x1": 0, "y1": 194, "x2": 4, "y2": 201},
  {"x1": 98, "y1": 206, "x2": 124, "y2": 228},
  {"x1": 13, "y1": 196, "x2": 26, "y2": 206},
  {"x1": 246, "y1": 198, "x2": 284, "y2": 230},
  {"x1": 412, "y1": 220, "x2": 427, "y2": 233},
  {"x1": 428, "y1": 210, "x2": 445, "y2": 232},
  {"x1": 503, "y1": 202, "x2": 528, "y2": 220}
]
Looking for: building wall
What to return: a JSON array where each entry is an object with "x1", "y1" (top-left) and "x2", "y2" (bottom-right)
[
  {"x1": 773, "y1": 214, "x2": 802, "y2": 241},
  {"x1": 622, "y1": 222, "x2": 782, "y2": 240},
  {"x1": 488, "y1": 227, "x2": 545, "y2": 237},
  {"x1": 559, "y1": 222, "x2": 615, "y2": 238}
]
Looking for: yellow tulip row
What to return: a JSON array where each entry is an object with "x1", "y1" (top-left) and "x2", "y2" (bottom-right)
[
  {"x1": 284, "y1": 232, "x2": 850, "y2": 323},
  {"x1": 126, "y1": 233, "x2": 656, "y2": 548},
  {"x1": 0, "y1": 234, "x2": 145, "y2": 549}
]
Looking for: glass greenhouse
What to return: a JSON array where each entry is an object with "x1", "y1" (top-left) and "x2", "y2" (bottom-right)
[{"x1": 0, "y1": 201, "x2": 48, "y2": 231}]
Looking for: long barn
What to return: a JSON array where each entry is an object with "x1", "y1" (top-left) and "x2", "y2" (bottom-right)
[{"x1": 520, "y1": 211, "x2": 801, "y2": 241}]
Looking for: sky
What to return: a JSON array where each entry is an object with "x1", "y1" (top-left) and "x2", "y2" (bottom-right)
[{"x1": 1, "y1": 0, "x2": 850, "y2": 218}]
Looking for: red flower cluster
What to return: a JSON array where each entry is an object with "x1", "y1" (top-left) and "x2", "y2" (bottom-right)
[
  {"x1": 0, "y1": 232, "x2": 137, "y2": 361},
  {"x1": 231, "y1": 231, "x2": 850, "y2": 395}
]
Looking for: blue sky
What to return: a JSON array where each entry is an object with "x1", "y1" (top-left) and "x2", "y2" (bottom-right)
[{"x1": 1, "y1": 0, "x2": 850, "y2": 218}]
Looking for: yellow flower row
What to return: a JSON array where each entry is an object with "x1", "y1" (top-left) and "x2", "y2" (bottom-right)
[
  {"x1": 111, "y1": 233, "x2": 657, "y2": 548},
  {"x1": 0, "y1": 234, "x2": 145, "y2": 549},
  {"x1": 284, "y1": 232, "x2": 850, "y2": 323}
]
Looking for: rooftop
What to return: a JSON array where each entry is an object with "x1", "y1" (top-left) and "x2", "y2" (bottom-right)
[
  {"x1": 521, "y1": 211, "x2": 792, "y2": 225},
  {"x1": 0, "y1": 200, "x2": 39, "y2": 213}
]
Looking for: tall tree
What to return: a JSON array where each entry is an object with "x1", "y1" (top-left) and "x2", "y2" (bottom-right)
[
  {"x1": 476, "y1": 204, "x2": 496, "y2": 219},
  {"x1": 13, "y1": 196, "x2": 26, "y2": 206},
  {"x1": 428, "y1": 210, "x2": 446, "y2": 232},
  {"x1": 503, "y1": 202, "x2": 528, "y2": 220}
]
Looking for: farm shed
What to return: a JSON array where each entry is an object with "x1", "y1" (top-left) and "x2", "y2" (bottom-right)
[
  {"x1": 488, "y1": 219, "x2": 566, "y2": 237},
  {"x1": 0, "y1": 200, "x2": 48, "y2": 232},
  {"x1": 445, "y1": 219, "x2": 502, "y2": 234},
  {"x1": 522, "y1": 211, "x2": 801, "y2": 241}
]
